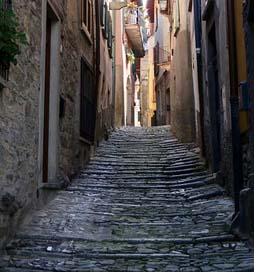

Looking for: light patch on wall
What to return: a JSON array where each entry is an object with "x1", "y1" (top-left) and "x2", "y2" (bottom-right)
[
  {"x1": 143, "y1": 0, "x2": 147, "y2": 7},
  {"x1": 221, "y1": 84, "x2": 231, "y2": 131}
]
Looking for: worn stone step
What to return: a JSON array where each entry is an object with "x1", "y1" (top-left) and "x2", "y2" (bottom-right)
[{"x1": 2, "y1": 125, "x2": 253, "y2": 271}]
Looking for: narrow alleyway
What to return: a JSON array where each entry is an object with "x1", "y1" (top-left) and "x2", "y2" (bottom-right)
[{"x1": 1, "y1": 126, "x2": 254, "y2": 271}]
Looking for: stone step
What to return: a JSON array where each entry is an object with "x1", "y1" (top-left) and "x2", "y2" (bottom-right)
[
  {"x1": 5, "y1": 236, "x2": 253, "y2": 272},
  {"x1": 82, "y1": 166, "x2": 205, "y2": 176},
  {"x1": 2, "y1": 126, "x2": 252, "y2": 272}
]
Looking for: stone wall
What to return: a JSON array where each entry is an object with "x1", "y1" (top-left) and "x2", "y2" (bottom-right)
[
  {"x1": 0, "y1": 0, "x2": 98, "y2": 248},
  {"x1": 57, "y1": 0, "x2": 95, "y2": 175},
  {"x1": 0, "y1": 0, "x2": 42, "y2": 248},
  {"x1": 200, "y1": 0, "x2": 234, "y2": 195}
]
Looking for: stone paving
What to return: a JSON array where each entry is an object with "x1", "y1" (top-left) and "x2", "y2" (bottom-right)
[{"x1": 1, "y1": 126, "x2": 254, "y2": 271}]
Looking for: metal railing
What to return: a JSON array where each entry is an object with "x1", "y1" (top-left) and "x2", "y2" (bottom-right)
[
  {"x1": 155, "y1": 46, "x2": 171, "y2": 66},
  {"x1": 125, "y1": 7, "x2": 146, "y2": 27},
  {"x1": 125, "y1": 7, "x2": 149, "y2": 53}
]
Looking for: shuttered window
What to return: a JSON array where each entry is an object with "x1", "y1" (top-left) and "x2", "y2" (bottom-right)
[
  {"x1": 100, "y1": 3, "x2": 113, "y2": 58},
  {"x1": 0, "y1": 0, "x2": 12, "y2": 80},
  {"x1": 1, "y1": 0, "x2": 12, "y2": 9},
  {"x1": 81, "y1": 0, "x2": 93, "y2": 36},
  {"x1": 154, "y1": 42, "x2": 160, "y2": 76},
  {"x1": 108, "y1": 14, "x2": 113, "y2": 58},
  {"x1": 80, "y1": 57, "x2": 96, "y2": 142},
  {"x1": 173, "y1": 0, "x2": 180, "y2": 36}
]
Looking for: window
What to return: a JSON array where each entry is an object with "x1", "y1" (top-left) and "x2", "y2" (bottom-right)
[
  {"x1": 100, "y1": 3, "x2": 113, "y2": 58},
  {"x1": 103, "y1": 4, "x2": 109, "y2": 39},
  {"x1": 0, "y1": 0, "x2": 12, "y2": 81},
  {"x1": 173, "y1": 0, "x2": 180, "y2": 36},
  {"x1": 100, "y1": 0, "x2": 105, "y2": 27},
  {"x1": 80, "y1": 57, "x2": 96, "y2": 142},
  {"x1": 154, "y1": 42, "x2": 160, "y2": 76},
  {"x1": 108, "y1": 14, "x2": 113, "y2": 58},
  {"x1": 1, "y1": 0, "x2": 12, "y2": 10},
  {"x1": 81, "y1": 0, "x2": 93, "y2": 37},
  {"x1": 138, "y1": 111, "x2": 141, "y2": 122}
]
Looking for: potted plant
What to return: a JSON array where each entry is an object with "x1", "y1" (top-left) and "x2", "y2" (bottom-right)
[{"x1": 126, "y1": 50, "x2": 135, "y2": 64}]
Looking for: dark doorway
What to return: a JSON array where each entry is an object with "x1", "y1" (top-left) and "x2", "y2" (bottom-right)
[
  {"x1": 166, "y1": 88, "x2": 171, "y2": 124},
  {"x1": 207, "y1": 23, "x2": 221, "y2": 172},
  {"x1": 43, "y1": 14, "x2": 52, "y2": 183},
  {"x1": 80, "y1": 57, "x2": 96, "y2": 142}
]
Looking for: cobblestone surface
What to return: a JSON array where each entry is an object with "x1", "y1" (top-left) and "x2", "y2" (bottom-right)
[{"x1": 1, "y1": 126, "x2": 254, "y2": 271}]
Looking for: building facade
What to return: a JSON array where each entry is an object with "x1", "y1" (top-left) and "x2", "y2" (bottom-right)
[
  {"x1": 139, "y1": 0, "x2": 156, "y2": 127},
  {"x1": 154, "y1": 0, "x2": 171, "y2": 126},
  {"x1": 169, "y1": 0, "x2": 195, "y2": 143},
  {"x1": 113, "y1": 0, "x2": 152, "y2": 127},
  {"x1": 94, "y1": 0, "x2": 114, "y2": 141},
  {"x1": 0, "y1": 0, "x2": 114, "y2": 248},
  {"x1": 188, "y1": 0, "x2": 254, "y2": 237}
]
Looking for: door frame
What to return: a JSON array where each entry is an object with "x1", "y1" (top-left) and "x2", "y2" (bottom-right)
[{"x1": 39, "y1": 1, "x2": 61, "y2": 186}]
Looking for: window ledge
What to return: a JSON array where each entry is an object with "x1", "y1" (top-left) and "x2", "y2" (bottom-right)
[
  {"x1": 79, "y1": 136, "x2": 92, "y2": 145},
  {"x1": 81, "y1": 24, "x2": 93, "y2": 44}
]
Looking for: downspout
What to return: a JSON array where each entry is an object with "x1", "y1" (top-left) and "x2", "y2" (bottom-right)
[{"x1": 227, "y1": 0, "x2": 243, "y2": 214}]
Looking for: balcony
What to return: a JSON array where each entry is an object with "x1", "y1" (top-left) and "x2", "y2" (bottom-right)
[
  {"x1": 125, "y1": 7, "x2": 149, "y2": 58},
  {"x1": 154, "y1": 46, "x2": 171, "y2": 67}
]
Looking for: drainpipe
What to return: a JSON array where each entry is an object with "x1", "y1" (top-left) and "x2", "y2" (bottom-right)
[{"x1": 227, "y1": 0, "x2": 243, "y2": 214}]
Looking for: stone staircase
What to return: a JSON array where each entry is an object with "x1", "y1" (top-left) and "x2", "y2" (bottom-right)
[{"x1": 1, "y1": 126, "x2": 254, "y2": 271}]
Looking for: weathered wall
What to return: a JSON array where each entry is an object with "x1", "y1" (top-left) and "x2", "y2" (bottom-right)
[
  {"x1": 189, "y1": 0, "x2": 202, "y2": 148},
  {"x1": 140, "y1": 53, "x2": 149, "y2": 127},
  {"x1": 114, "y1": 11, "x2": 125, "y2": 127},
  {"x1": 95, "y1": 18, "x2": 114, "y2": 141},
  {"x1": 154, "y1": 10, "x2": 170, "y2": 126},
  {"x1": 170, "y1": 0, "x2": 195, "y2": 142},
  {"x1": 58, "y1": 0, "x2": 94, "y2": 177},
  {"x1": 140, "y1": 35, "x2": 156, "y2": 127},
  {"x1": 201, "y1": 0, "x2": 233, "y2": 194},
  {"x1": 0, "y1": 0, "x2": 42, "y2": 248},
  {"x1": 233, "y1": 0, "x2": 249, "y2": 188},
  {"x1": 156, "y1": 71, "x2": 170, "y2": 125},
  {"x1": 0, "y1": 0, "x2": 96, "y2": 247}
]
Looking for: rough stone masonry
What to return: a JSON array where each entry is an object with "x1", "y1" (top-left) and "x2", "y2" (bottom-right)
[{"x1": 1, "y1": 126, "x2": 254, "y2": 271}]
